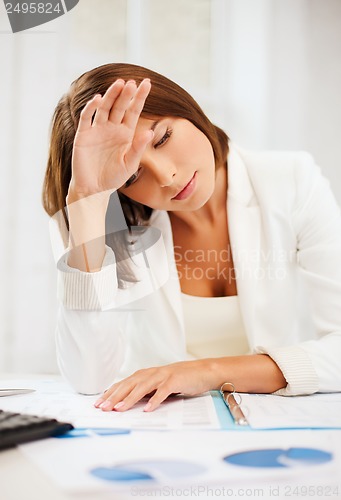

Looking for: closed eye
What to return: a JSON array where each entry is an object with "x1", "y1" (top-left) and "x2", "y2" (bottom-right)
[
  {"x1": 124, "y1": 167, "x2": 141, "y2": 188},
  {"x1": 154, "y1": 127, "x2": 172, "y2": 148},
  {"x1": 124, "y1": 127, "x2": 173, "y2": 188}
]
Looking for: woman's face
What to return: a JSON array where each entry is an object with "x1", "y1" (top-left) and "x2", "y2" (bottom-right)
[{"x1": 119, "y1": 118, "x2": 216, "y2": 211}]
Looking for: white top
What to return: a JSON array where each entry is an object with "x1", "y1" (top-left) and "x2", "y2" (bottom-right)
[{"x1": 182, "y1": 293, "x2": 250, "y2": 358}]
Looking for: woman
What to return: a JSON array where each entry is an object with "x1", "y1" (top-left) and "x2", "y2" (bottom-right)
[{"x1": 43, "y1": 63, "x2": 341, "y2": 413}]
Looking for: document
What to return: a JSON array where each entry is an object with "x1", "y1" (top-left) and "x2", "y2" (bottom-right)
[
  {"x1": 0, "y1": 378, "x2": 220, "y2": 431},
  {"x1": 1, "y1": 377, "x2": 340, "y2": 431},
  {"x1": 19, "y1": 429, "x2": 341, "y2": 494},
  {"x1": 240, "y1": 393, "x2": 341, "y2": 429}
]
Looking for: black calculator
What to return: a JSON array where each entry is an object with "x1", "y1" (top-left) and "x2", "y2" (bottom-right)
[{"x1": 0, "y1": 409, "x2": 74, "y2": 450}]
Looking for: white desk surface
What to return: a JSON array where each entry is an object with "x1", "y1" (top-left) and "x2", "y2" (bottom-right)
[
  {"x1": 0, "y1": 373, "x2": 131, "y2": 500},
  {"x1": 1, "y1": 373, "x2": 341, "y2": 500},
  {"x1": 0, "y1": 374, "x2": 62, "y2": 500}
]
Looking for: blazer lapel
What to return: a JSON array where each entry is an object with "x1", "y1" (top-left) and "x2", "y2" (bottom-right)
[{"x1": 227, "y1": 145, "x2": 261, "y2": 344}]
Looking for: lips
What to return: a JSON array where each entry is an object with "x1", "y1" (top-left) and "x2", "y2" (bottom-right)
[{"x1": 171, "y1": 171, "x2": 197, "y2": 201}]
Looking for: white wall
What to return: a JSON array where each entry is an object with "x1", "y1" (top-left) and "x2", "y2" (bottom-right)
[{"x1": 0, "y1": 0, "x2": 340, "y2": 373}]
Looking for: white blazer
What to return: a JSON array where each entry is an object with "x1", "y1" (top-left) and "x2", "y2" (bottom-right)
[{"x1": 56, "y1": 144, "x2": 341, "y2": 396}]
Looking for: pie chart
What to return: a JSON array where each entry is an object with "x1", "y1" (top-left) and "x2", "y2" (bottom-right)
[
  {"x1": 223, "y1": 447, "x2": 332, "y2": 468},
  {"x1": 90, "y1": 460, "x2": 206, "y2": 482}
]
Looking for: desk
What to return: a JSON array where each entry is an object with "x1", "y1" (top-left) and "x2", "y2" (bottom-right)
[
  {"x1": 0, "y1": 374, "x2": 129, "y2": 500},
  {"x1": 0, "y1": 374, "x2": 64, "y2": 500},
  {"x1": 1, "y1": 373, "x2": 341, "y2": 500}
]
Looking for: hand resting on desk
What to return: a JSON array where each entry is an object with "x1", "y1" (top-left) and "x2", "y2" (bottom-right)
[
  {"x1": 94, "y1": 354, "x2": 286, "y2": 412},
  {"x1": 94, "y1": 359, "x2": 215, "y2": 412}
]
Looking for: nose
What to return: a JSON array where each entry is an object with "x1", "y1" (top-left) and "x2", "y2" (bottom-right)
[
  {"x1": 160, "y1": 170, "x2": 176, "y2": 187},
  {"x1": 144, "y1": 155, "x2": 177, "y2": 187}
]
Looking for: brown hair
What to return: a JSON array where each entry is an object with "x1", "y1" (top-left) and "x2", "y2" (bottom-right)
[{"x1": 42, "y1": 62, "x2": 229, "y2": 226}]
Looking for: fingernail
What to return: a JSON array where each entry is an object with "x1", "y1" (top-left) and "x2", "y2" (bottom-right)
[
  {"x1": 100, "y1": 401, "x2": 112, "y2": 410},
  {"x1": 94, "y1": 398, "x2": 104, "y2": 408},
  {"x1": 114, "y1": 401, "x2": 125, "y2": 410},
  {"x1": 143, "y1": 402, "x2": 152, "y2": 412},
  {"x1": 127, "y1": 80, "x2": 136, "y2": 85}
]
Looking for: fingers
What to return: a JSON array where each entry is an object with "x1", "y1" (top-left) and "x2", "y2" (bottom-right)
[
  {"x1": 111, "y1": 385, "x2": 171, "y2": 412},
  {"x1": 93, "y1": 362, "x2": 205, "y2": 414},
  {"x1": 99, "y1": 384, "x2": 170, "y2": 413},
  {"x1": 77, "y1": 94, "x2": 102, "y2": 133},
  {"x1": 122, "y1": 79, "x2": 151, "y2": 129},
  {"x1": 143, "y1": 386, "x2": 172, "y2": 412},
  {"x1": 93, "y1": 79, "x2": 125, "y2": 125},
  {"x1": 80, "y1": 79, "x2": 150, "y2": 134},
  {"x1": 124, "y1": 129, "x2": 154, "y2": 171},
  {"x1": 107, "y1": 80, "x2": 137, "y2": 124},
  {"x1": 93, "y1": 369, "x2": 172, "y2": 413},
  {"x1": 96, "y1": 381, "x2": 151, "y2": 412},
  {"x1": 110, "y1": 385, "x2": 154, "y2": 412}
]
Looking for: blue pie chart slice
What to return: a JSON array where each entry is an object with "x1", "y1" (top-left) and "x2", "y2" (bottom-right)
[
  {"x1": 90, "y1": 460, "x2": 206, "y2": 483},
  {"x1": 57, "y1": 428, "x2": 130, "y2": 438},
  {"x1": 91, "y1": 467, "x2": 152, "y2": 482},
  {"x1": 223, "y1": 447, "x2": 332, "y2": 468}
]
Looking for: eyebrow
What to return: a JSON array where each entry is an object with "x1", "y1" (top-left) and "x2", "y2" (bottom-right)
[{"x1": 151, "y1": 120, "x2": 160, "y2": 131}]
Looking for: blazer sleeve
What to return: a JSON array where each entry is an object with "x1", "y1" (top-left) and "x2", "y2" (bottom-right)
[
  {"x1": 55, "y1": 245, "x2": 124, "y2": 394},
  {"x1": 256, "y1": 153, "x2": 341, "y2": 396},
  {"x1": 55, "y1": 228, "x2": 171, "y2": 395}
]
